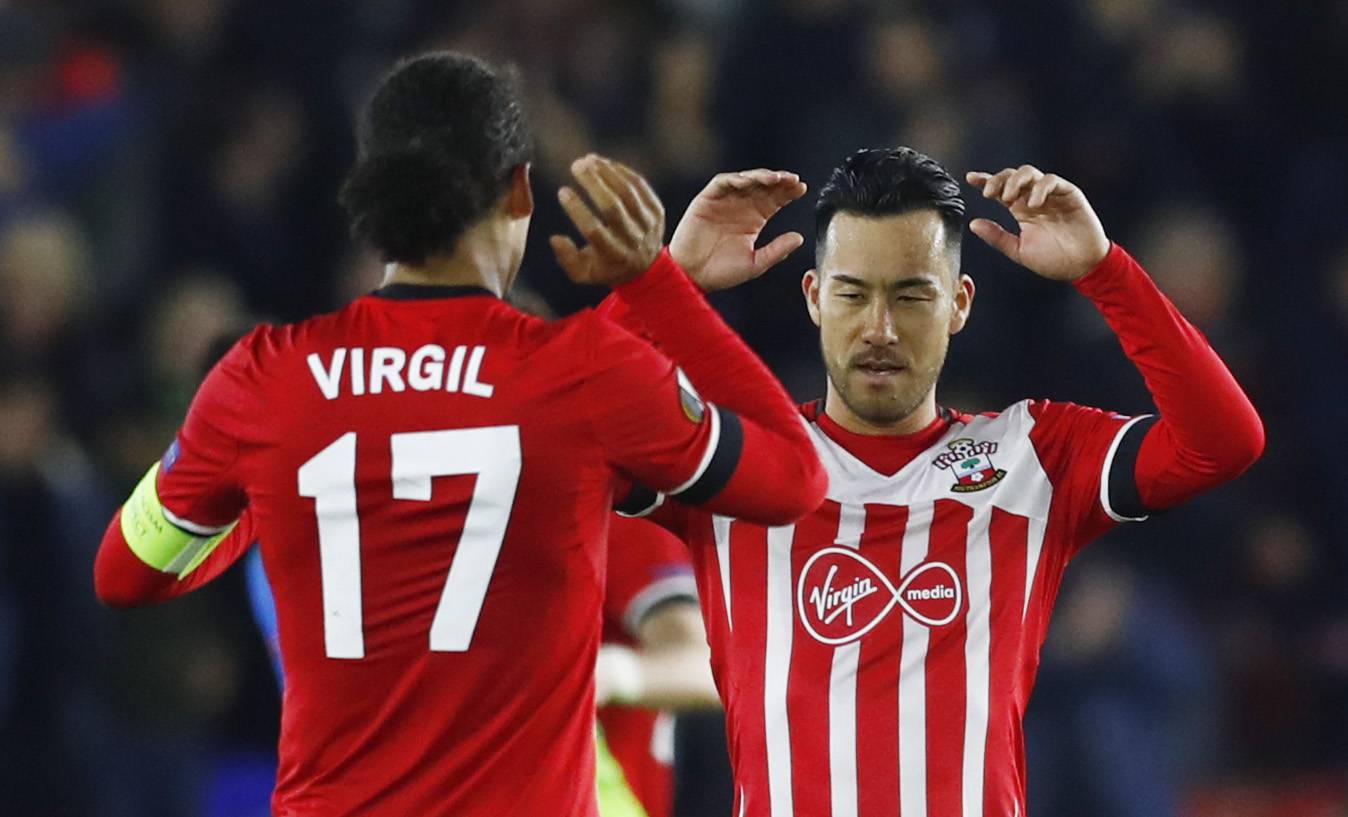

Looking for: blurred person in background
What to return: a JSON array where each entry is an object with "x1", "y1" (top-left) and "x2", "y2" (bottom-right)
[
  {"x1": 1026, "y1": 555, "x2": 1213, "y2": 817},
  {"x1": 0, "y1": 209, "x2": 92, "y2": 371},
  {"x1": 595, "y1": 516, "x2": 721, "y2": 817},
  {"x1": 1216, "y1": 512, "x2": 1342, "y2": 774},
  {"x1": 0, "y1": 375, "x2": 121, "y2": 815}
]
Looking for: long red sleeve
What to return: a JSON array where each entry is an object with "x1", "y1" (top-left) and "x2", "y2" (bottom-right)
[
  {"x1": 607, "y1": 250, "x2": 827, "y2": 523},
  {"x1": 94, "y1": 507, "x2": 254, "y2": 607},
  {"x1": 1074, "y1": 243, "x2": 1265, "y2": 510}
]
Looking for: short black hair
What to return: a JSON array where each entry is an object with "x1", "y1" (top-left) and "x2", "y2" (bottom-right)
[
  {"x1": 814, "y1": 147, "x2": 965, "y2": 262},
  {"x1": 340, "y1": 52, "x2": 534, "y2": 266}
]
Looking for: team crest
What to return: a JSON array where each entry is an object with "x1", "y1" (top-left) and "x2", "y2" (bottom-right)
[
  {"x1": 675, "y1": 368, "x2": 706, "y2": 423},
  {"x1": 932, "y1": 438, "x2": 1006, "y2": 493}
]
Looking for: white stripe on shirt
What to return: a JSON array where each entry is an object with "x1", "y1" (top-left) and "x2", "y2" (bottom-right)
[
  {"x1": 714, "y1": 515, "x2": 734, "y2": 630},
  {"x1": 899, "y1": 501, "x2": 933, "y2": 817},
  {"x1": 829, "y1": 504, "x2": 866, "y2": 817},
  {"x1": 962, "y1": 510, "x2": 993, "y2": 817},
  {"x1": 765, "y1": 524, "x2": 796, "y2": 817}
]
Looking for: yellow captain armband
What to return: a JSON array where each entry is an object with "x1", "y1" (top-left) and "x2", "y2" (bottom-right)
[
  {"x1": 595, "y1": 727, "x2": 649, "y2": 817},
  {"x1": 120, "y1": 462, "x2": 238, "y2": 578}
]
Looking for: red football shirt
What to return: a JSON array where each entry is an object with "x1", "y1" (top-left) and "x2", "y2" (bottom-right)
[
  {"x1": 598, "y1": 516, "x2": 699, "y2": 817},
  {"x1": 122, "y1": 279, "x2": 758, "y2": 816},
  {"x1": 624, "y1": 398, "x2": 1148, "y2": 817},
  {"x1": 609, "y1": 244, "x2": 1263, "y2": 817}
]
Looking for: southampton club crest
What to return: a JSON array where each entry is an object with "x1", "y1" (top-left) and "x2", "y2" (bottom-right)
[{"x1": 932, "y1": 438, "x2": 1007, "y2": 493}]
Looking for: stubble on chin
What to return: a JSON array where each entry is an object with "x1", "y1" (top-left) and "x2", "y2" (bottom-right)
[{"x1": 827, "y1": 363, "x2": 935, "y2": 427}]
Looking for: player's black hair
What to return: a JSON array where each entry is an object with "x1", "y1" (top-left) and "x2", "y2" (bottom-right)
[
  {"x1": 814, "y1": 147, "x2": 965, "y2": 262},
  {"x1": 340, "y1": 52, "x2": 534, "y2": 266}
]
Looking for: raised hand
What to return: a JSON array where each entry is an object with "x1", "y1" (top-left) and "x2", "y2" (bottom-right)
[
  {"x1": 551, "y1": 154, "x2": 666, "y2": 287},
  {"x1": 967, "y1": 166, "x2": 1111, "y2": 282},
  {"x1": 670, "y1": 169, "x2": 808, "y2": 291}
]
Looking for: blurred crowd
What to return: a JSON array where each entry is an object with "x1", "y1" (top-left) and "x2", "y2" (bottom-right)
[{"x1": 2, "y1": 1, "x2": 1346, "y2": 815}]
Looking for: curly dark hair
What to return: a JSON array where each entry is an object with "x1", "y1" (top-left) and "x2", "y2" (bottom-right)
[
  {"x1": 339, "y1": 52, "x2": 534, "y2": 266},
  {"x1": 814, "y1": 147, "x2": 966, "y2": 262}
]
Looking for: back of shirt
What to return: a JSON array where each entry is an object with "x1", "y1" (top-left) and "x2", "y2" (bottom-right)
[{"x1": 158, "y1": 287, "x2": 736, "y2": 816}]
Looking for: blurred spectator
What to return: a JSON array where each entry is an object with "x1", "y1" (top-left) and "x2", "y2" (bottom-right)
[
  {"x1": 144, "y1": 271, "x2": 250, "y2": 416},
  {"x1": 0, "y1": 375, "x2": 116, "y2": 815},
  {"x1": 0, "y1": 209, "x2": 91, "y2": 367},
  {"x1": 1028, "y1": 557, "x2": 1214, "y2": 817},
  {"x1": 1215, "y1": 511, "x2": 1344, "y2": 773}
]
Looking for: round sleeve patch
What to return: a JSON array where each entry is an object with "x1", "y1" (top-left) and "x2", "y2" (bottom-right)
[{"x1": 675, "y1": 367, "x2": 706, "y2": 423}]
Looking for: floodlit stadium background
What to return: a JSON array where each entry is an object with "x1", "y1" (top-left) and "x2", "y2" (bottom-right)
[{"x1": 2, "y1": 1, "x2": 1346, "y2": 815}]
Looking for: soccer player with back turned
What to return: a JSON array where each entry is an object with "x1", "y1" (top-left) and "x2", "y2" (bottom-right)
[
  {"x1": 607, "y1": 149, "x2": 1264, "y2": 817},
  {"x1": 91, "y1": 53, "x2": 826, "y2": 816}
]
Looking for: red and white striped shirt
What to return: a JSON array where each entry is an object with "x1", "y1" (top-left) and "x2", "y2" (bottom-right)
[
  {"x1": 627, "y1": 398, "x2": 1149, "y2": 817},
  {"x1": 611, "y1": 243, "x2": 1264, "y2": 817}
]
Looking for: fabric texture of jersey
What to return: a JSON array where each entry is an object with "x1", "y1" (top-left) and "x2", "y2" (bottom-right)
[
  {"x1": 117, "y1": 286, "x2": 731, "y2": 817},
  {"x1": 649, "y1": 399, "x2": 1133, "y2": 817},
  {"x1": 599, "y1": 516, "x2": 698, "y2": 817}
]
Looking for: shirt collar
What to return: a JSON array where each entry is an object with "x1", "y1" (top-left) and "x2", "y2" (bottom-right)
[{"x1": 371, "y1": 284, "x2": 498, "y2": 301}]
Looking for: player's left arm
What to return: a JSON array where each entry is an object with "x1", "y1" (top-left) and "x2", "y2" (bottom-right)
[
  {"x1": 94, "y1": 333, "x2": 264, "y2": 607},
  {"x1": 969, "y1": 166, "x2": 1265, "y2": 523},
  {"x1": 596, "y1": 517, "x2": 720, "y2": 711}
]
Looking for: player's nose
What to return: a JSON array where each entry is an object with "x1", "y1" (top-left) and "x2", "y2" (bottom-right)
[{"x1": 859, "y1": 302, "x2": 899, "y2": 346}]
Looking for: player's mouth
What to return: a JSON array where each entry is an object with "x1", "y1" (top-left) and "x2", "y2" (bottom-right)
[{"x1": 852, "y1": 360, "x2": 907, "y2": 385}]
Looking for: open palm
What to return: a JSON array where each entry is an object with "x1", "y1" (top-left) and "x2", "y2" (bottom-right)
[
  {"x1": 967, "y1": 166, "x2": 1111, "y2": 282},
  {"x1": 670, "y1": 169, "x2": 808, "y2": 291}
]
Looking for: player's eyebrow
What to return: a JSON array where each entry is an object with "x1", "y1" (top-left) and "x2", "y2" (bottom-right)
[{"x1": 830, "y1": 273, "x2": 939, "y2": 291}]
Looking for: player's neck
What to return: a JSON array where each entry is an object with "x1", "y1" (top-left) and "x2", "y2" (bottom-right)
[
  {"x1": 823, "y1": 386, "x2": 939, "y2": 437},
  {"x1": 381, "y1": 222, "x2": 518, "y2": 298}
]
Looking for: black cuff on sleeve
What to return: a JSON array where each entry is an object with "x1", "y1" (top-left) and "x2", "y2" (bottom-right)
[
  {"x1": 616, "y1": 484, "x2": 664, "y2": 518},
  {"x1": 1107, "y1": 415, "x2": 1159, "y2": 520},
  {"x1": 674, "y1": 406, "x2": 744, "y2": 506}
]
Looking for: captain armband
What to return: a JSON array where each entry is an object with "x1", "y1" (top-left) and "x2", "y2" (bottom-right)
[{"x1": 120, "y1": 462, "x2": 238, "y2": 578}]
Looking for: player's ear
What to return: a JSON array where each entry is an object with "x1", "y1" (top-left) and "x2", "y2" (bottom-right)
[
  {"x1": 506, "y1": 163, "x2": 533, "y2": 219},
  {"x1": 803, "y1": 269, "x2": 822, "y2": 327},
  {"x1": 948, "y1": 273, "x2": 975, "y2": 335}
]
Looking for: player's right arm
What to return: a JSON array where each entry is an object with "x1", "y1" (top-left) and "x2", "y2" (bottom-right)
[
  {"x1": 552, "y1": 155, "x2": 826, "y2": 527},
  {"x1": 595, "y1": 516, "x2": 718, "y2": 711}
]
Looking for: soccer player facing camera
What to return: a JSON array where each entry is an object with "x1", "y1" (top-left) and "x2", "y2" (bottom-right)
[
  {"x1": 92, "y1": 53, "x2": 826, "y2": 816},
  {"x1": 610, "y1": 148, "x2": 1264, "y2": 817}
]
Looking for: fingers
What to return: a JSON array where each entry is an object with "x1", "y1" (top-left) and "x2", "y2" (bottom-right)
[
  {"x1": 557, "y1": 153, "x2": 666, "y2": 285},
  {"x1": 969, "y1": 217, "x2": 1020, "y2": 262},
  {"x1": 1002, "y1": 165, "x2": 1042, "y2": 204},
  {"x1": 592, "y1": 159, "x2": 651, "y2": 227},
  {"x1": 1026, "y1": 173, "x2": 1076, "y2": 209},
  {"x1": 557, "y1": 185, "x2": 624, "y2": 260},
  {"x1": 753, "y1": 231, "x2": 805, "y2": 276},
  {"x1": 702, "y1": 169, "x2": 803, "y2": 200},
  {"x1": 772, "y1": 178, "x2": 809, "y2": 209},
  {"x1": 608, "y1": 160, "x2": 664, "y2": 223},
  {"x1": 966, "y1": 171, "x2": 992, "y2": 188},
  {"x1": 549, "y1": 234, "x2": 591, "y2": 283},
  {"x1": 969, "y1": 165, "x2": 1077, "y2": 211},
  {"x1": 570, "y1": 156, "x2": 643, "y2": 242},
  {"x1": 973, "y1": 166, "x2": 1037, "y2": 203}
]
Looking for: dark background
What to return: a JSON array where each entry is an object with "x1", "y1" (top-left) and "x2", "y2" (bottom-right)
[{"x1": 1, "y1": 1, "x2": 1345, "y2": 815}]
